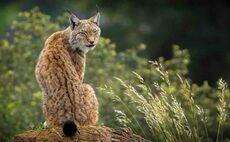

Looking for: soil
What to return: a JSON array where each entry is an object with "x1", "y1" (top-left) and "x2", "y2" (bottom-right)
[{"x1": 12, "y1": 125, "x2": 150, "y2": 142}]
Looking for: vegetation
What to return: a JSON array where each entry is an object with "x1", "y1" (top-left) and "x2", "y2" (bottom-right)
[
  {"x1": 1, "y1": 0, "x2": 230, "y2": 85},
  {"x1": 0, "y1": 8, "x2": 229, "y2": 142}
]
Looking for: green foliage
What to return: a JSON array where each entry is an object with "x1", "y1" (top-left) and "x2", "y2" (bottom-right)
[
  {"x1": 0, "y1": 7, "x2": 229, "y2": 142},
  {"x1": 0, "y1": 7, "x2": 59, "y2": 141}
]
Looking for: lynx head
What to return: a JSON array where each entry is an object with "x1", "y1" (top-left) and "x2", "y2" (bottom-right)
[{"x1": 68, "y1": 11, "x2": 101, "y2": 53}]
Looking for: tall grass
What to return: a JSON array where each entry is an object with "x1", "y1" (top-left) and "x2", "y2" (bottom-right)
[
  {"x1": 100, "y1": 61, "x2": 229, "y2": 142},
  {"x1": 216, "y1": 79, "x2": 227, "y2": 142}
]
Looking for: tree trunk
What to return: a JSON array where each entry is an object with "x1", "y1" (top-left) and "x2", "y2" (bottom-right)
[{"x1": 12, "y1": 125, "x2": 150, "y2": 142}]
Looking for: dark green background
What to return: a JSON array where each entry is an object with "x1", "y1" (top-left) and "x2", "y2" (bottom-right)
[{"x1": 1, "y1": 0, "x2": 229, "y2": 84}]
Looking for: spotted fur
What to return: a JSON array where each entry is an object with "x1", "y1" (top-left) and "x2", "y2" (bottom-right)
[{"x1": 35, "y1": 12, "x2": 100, "y2": 128}]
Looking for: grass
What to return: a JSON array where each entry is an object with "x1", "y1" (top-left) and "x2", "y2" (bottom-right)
[{"x1": 100, "y1": 60, "x2": 229, "y2": 142}]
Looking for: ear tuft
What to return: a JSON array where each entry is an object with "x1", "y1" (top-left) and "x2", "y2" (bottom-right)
[
  {"x1": 69, "y1": 14, "x2": 80, "y2": 30},
  {"x1": 90, "y1": 12, "x2": 100, "y2": 26}
]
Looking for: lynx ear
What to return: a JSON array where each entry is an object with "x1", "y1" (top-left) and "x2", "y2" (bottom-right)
[
  {"x1": 89, "y1": 12, "x2": 100, "y2": 26},
  {"x1": 69, "y1": 14, "x2": 80, "y2": 30}
]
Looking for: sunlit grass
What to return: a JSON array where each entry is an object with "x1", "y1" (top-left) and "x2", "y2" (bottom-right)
[{"x1": 100, "y1": 61, "x2": 229, "y2": 142}]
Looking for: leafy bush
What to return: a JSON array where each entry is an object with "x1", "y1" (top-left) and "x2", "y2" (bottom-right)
[
  {"x1": 0, "y1": 7, "x2": 60, "y2": 141},
  {"x1": 0, "y1": 7, "x2": 229, "y2": 142}
]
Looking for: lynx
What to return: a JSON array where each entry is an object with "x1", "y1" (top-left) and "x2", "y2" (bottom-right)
[{"x1": 35, "y1": 11, "x2": 101, "y2": 129}]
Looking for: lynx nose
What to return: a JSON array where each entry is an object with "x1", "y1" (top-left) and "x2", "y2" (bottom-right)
[{"x1": 89, "y1": 41, "x2": 94, "y2": 44}]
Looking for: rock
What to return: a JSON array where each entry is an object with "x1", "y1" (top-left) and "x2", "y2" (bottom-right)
[{"x1": 12, "y1": 125, "x2": 150, "y2": 142}]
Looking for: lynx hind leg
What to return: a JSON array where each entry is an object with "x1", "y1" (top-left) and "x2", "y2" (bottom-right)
[
  {"x1": 42, "y1": 103, "x2": 58, "y2": 128},
  {"x1": 42, "y1": 102, "x2": 59, "y2": 128},
  {"x1": 43, "y1": 94, "x2": 74, "y2": 128},
  {"x1": 81, "y1": 84, "x2": 99, "y2": 125}
]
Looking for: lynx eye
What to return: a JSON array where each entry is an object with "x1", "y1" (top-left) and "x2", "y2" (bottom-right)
[
  {"x1": 78, "y1": 32, "x2": 86, "y2": 35},
  {"x1": 92, "y1": 30, "x2": 98, "y2": 34}
]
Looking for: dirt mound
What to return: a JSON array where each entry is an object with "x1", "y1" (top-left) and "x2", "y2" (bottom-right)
[{"x1": 12, "y1": 125, "x2": 149, "y2": 142}]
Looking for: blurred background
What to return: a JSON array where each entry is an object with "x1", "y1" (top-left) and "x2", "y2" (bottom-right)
[
  {"x1": 1, "y1": 0, "x2": 229, "y2": 85},
  {"x1": 0, "y1": 0, "x2": 230, "y2": 141}
]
